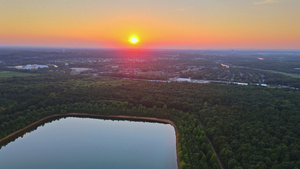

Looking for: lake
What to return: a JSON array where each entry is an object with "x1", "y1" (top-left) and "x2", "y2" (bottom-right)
[{"x1": 0, "y1": 117, "x2": 178, "y2": 169}]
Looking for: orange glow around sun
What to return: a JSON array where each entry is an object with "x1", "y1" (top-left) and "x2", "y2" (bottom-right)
[{"x1": 129, "y1": 36, "x2": 139, "y2": 44}]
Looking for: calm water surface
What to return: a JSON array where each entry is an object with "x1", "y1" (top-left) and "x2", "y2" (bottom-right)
[{"x1": 0, "y1": 117, "x2": 177, "y2": 169}]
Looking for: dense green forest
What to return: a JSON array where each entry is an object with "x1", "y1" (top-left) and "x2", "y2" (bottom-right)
[{"x1": 0, "y1": 74, "x2": 299, "y2": 169}]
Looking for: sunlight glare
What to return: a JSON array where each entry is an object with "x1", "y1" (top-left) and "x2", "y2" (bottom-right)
[{"x1": 129, "y1": 36, "x2": 139, "y2": 44}]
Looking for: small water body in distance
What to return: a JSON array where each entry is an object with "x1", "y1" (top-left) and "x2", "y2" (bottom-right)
[{"x1": 0, "y1": 117, "x2": 177, "y2": 169}]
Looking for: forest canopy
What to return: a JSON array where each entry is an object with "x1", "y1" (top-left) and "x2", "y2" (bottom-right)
[{"x1": 0, "y1": 74, "x2": 299, "y2": 169}]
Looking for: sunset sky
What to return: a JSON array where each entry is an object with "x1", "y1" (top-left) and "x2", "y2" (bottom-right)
[{"x1": 1, "y1": 0, "x2": 299, "y2": 49}]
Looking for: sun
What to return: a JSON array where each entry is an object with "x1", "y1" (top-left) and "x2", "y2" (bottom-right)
[{"x1": 129, "y1": 36, "x2": 139, "y2": 44}]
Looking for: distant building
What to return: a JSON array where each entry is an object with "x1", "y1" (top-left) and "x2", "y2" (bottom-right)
[
  {"x1": 70, "y1": 68, "x2": 92, "y2": 74},
  {"x1": 239, "y1": 83, "x2": 248, "y2": 86},
  {"x1": 176, "y1": 78, "x2": 192, "y2": 82},
  {"x1": 192, "y1": 79, "x2": 210, "y2": 84},
  {"x1": 233, "y1": 82, "x2": 248, "y2": 86},
  {"x1": 14, "y1": 64, "x2": 48, "y2": 70}
]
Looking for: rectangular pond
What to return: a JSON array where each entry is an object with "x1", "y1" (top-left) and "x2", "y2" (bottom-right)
[{"x1": 0, "y1": 117, "x2": 178, "y2": 169}]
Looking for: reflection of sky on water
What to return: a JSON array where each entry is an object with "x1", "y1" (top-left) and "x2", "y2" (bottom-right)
[{"x1": 0, "y1": 117, "x2": 177, "y2": 169}]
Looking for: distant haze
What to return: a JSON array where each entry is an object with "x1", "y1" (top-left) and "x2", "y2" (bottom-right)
[{"x1": 0, "y1": 0, "x2": 299, "y2": 49}]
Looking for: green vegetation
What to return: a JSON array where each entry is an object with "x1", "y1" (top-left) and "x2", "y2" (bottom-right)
[
  {"x1": 258, "y1": 69, "x2": 300, "y2": 79},
  {"x1": 0, "y1": 74, "x2": 299, "y2": 169},
  {"x1": 1, "y1": 49, "x2": 300, "y2": 88},
  {"x1": 233, "y1": 66, "x2": 300, "y2": 79},
  {"x1": 0, "y1": 71, "x2": 37, "y2": 78}
]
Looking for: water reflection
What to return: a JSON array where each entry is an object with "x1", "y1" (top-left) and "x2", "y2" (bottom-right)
[{"x1": 0, "y1": 117, "x2": 177, "y2": 169}]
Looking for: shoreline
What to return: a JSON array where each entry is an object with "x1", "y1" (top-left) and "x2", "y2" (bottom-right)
[{"x1": 0, "y1": 113, "x2": 181, "y2": 169}]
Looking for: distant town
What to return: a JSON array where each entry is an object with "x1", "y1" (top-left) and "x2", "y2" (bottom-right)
[{"x1": 1, "y1": 48, "x2": 300, "y2": 89}]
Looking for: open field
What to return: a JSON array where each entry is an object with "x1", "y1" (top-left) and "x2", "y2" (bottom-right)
[
  {"x1": 260, "y1": 69, "x2": 300, "y2": 79},
  {"x1": 0, "y1": 71, "x2": 37, "y2": 78},
  {"x1": 233, "y1": 66, "x2": 300, "y2": 79}
]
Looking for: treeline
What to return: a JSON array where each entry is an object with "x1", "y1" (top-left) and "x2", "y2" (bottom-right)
[
  {"x1": 0, "y1": 74, "x2": 299, "y2": 168},
  {"x1": 181, "y1": 66, "x2": 300, "y2": 88},
  {"x1": 0, "y1": 100, "x2": 219, "y2": 169}
]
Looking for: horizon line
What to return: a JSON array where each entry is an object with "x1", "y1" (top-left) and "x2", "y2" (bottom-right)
[{"x1": 0, "y1": 46, "x2": 300, "y2": 51}]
